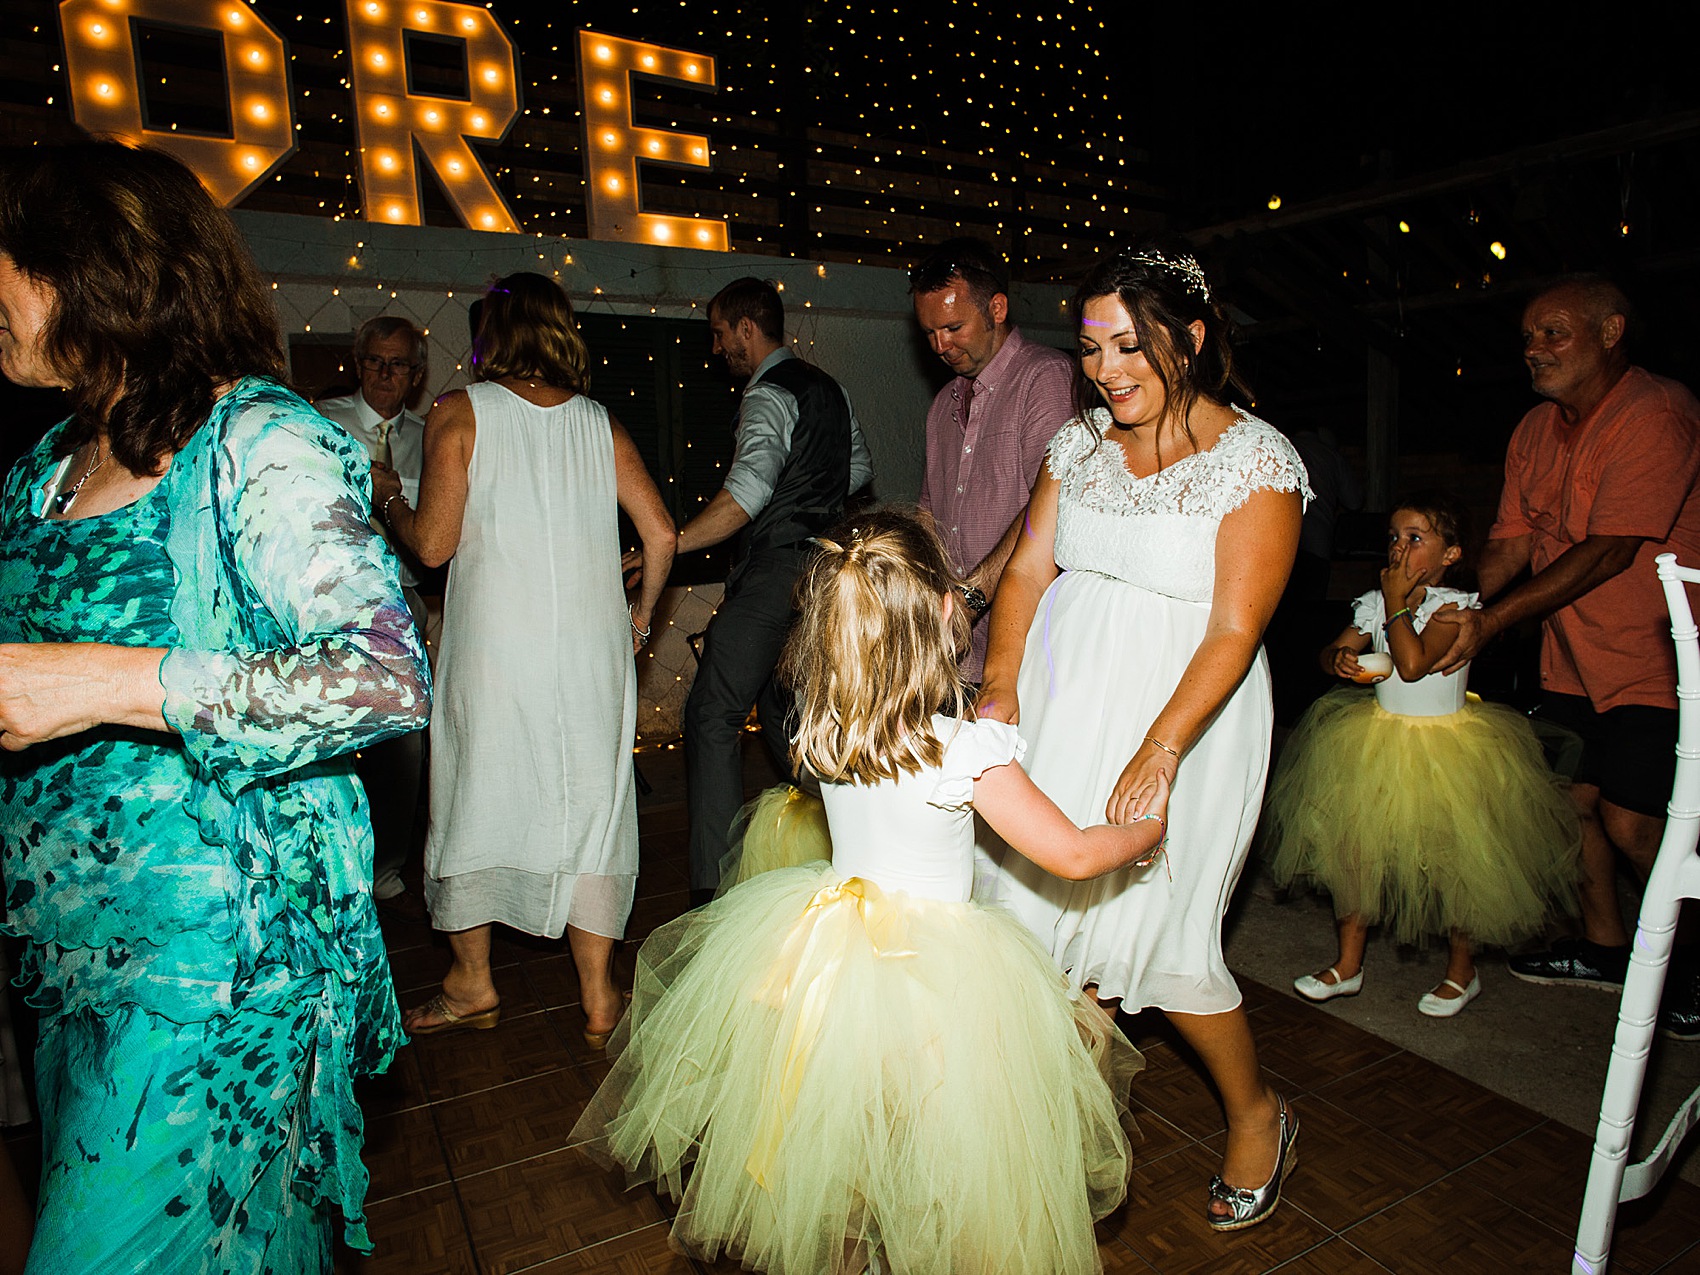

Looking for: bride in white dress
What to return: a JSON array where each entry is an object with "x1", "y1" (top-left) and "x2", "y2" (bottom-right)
[{"x1": 978, "y1": 242, "x2": 1312, "y2": 1231}]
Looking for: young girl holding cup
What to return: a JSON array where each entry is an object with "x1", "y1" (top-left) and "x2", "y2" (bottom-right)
[{"x1": 1264, "y1": 493, "x2": 1580, "y2": 1017}]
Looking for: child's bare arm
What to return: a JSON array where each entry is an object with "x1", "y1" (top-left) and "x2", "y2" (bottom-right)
[
  {"x1": 974, "y1": 763, "x2": 1169, "y2": 880},
  {"x1": 1319, "y1": 624, "x2": 1373, "y2": 679},
  {"x1": 1384, "y1": 605, "x2": 1458, "y2": 681}
]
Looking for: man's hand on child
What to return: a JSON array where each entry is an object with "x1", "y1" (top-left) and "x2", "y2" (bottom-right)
[{"x1": 1427, "y1": 603, "x2": 1479, "y2": 676}]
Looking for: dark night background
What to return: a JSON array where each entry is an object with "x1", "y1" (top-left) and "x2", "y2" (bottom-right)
[{"x1": 2, "y1": 1, "x2": 1697, "y2": 475}]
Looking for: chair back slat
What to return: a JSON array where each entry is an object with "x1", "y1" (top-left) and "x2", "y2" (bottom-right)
[{"x1": 1573, "y1": 553, "x2": 1700, "y2": 1274}]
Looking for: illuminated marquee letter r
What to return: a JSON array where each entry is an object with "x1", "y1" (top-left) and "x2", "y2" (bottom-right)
[{"x1": 346, "y1": 0, "x2": 520, "y2": 232}]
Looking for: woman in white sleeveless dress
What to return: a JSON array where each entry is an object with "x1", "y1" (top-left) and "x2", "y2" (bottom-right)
[
  {"x1": 373, "y1": 273, "x2": 675, "y2": 1046},
  {"x1": 978, "y1": 242, "x2": 1311, "y2": 1231}
]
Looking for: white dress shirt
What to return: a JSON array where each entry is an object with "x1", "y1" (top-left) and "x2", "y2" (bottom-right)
[{"x1": 722, "y1": 349, "x2": 873, "y2": 520}]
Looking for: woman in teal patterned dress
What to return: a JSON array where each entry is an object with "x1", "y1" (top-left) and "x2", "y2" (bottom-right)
[{"x1": 0, "y1": 143, "x2": 429, "y2": 1271}]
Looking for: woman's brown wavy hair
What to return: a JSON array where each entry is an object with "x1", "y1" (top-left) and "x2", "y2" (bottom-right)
[
  {"x1": 0, "y1": 140, "x2": 285, "y2": 473},
  {"x1": 780, "y1": 508, "x2": 972, "y2": 785},
  {"x1": 472, "y1": 272, "x2": 589, "y2": 391}
]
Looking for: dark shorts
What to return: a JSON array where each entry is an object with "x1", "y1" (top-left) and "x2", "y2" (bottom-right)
[{"x1": 1535, "y1": 691, "x2": 1677, "y2": 818}]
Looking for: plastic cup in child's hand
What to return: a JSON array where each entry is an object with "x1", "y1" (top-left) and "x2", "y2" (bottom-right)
[{"x1": 1353, "y1": 652, "x2": 1393, "y2": 683}]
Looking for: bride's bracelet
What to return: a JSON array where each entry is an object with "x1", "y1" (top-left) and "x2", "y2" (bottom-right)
[
  {"x1": 1143, "y1": 735, "x2": 1180, "y2": 758},
  {"x1": 629, "y1": 604, "x2": 652, "y2": 647}
]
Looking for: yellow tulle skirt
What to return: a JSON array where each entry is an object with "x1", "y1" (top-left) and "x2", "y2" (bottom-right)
[
  {"x1": 571, "y1": 862, "x2": 1143, "y2": 1274},
  {"x1": 719, "y1": 785, "x2": 833, "y2": 888},
  {"x1": 1264, "y1": 688, "x2": 1581, "y2": 945}
]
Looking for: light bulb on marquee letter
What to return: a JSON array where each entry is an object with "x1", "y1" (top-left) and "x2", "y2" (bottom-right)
[
  {"x1": 346, "y1": 0, "x2": 519, "y2": 233},
  {"x1": 58, "y1": 0, "x2": 295, "y2": 206},
  {"x1": 576, "y1": 31, "x2": 727, "y2": 251}
]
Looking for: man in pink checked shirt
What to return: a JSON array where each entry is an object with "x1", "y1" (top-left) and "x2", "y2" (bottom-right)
[{"x1": 911, "y1": 239, "x2": 1077, "y2": 683}]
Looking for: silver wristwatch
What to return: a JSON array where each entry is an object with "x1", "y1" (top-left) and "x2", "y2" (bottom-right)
[{"x1": 956, "y1": 583, "x2": 990, "y2": 615}]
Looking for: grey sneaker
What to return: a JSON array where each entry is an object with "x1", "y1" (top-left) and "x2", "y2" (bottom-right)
[
  {"x1": 1659, "y1": 963, "x2": 1700, "y2": 1042},
  {"x1": 1508, "y1": 938, "x2": 1629, "y2": 991}
]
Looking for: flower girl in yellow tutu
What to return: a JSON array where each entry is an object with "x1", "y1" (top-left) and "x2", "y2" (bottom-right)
[
  {"x1": 571, "y1": 508, "x2": 1169, "y2": 1274},
  {"x1": 1264, "y1": 492, "x2": 1579, "y2": 1017}
]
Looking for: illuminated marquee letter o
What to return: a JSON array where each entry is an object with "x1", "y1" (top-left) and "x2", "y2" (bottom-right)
[{"x1": 58, "y1": 0, "x2": 295, "y2": 206}]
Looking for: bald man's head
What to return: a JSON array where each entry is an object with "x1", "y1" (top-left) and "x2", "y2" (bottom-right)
[
  {"x1": 1520, "y1": 275, "x2": 1635, "y2": 417},
  {"x1": 1535, "y1": 275, "x2": 1634, "y2": 338}
]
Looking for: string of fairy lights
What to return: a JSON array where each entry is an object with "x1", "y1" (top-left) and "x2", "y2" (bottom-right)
[
  {"x1": 13, "y1": 0, "x2": 1158, "y2": 281},
  {"x1": 9, "y1": 0, "x2": 1680, "y2": 418}
]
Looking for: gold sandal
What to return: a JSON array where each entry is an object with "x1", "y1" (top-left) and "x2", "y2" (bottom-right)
[
  {"x1": 583, "y1": 989, "x2": 633, "y2": 1050},
  {"x1": 406, "y1": 992, "x2": 500, "y2": 1037}
]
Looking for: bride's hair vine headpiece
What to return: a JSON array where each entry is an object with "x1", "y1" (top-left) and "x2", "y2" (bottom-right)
[{"x1": 1120, "y1": 246, "x2": 1212, "y2": 303}]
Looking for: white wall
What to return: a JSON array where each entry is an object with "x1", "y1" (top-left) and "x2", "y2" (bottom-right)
[
  {"x1": 235, "y1": 210, "x2": 1075, "y2": 738},
  {"x1": 238, "y1": 209, "x2": 1074, "y2": 504}
]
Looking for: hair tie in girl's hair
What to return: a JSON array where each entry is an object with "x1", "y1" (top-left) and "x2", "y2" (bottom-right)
[{"x1": 1120, "y1": 247, "x2": 1212, "y2": 303}]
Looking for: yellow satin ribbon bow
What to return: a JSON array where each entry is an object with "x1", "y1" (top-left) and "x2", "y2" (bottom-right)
[{"x1": 745, "y1": 876, "x2": 916, "y2": 1187}]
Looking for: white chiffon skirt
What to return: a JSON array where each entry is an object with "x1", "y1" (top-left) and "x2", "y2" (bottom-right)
[{"x1": 980, "y1": 570, "x2": 1272, "y2": 1014}]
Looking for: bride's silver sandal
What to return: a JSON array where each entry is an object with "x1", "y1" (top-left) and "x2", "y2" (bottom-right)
[{"x1": 1205, "y1": 1096, "x2": 1299, "y2": 1231}]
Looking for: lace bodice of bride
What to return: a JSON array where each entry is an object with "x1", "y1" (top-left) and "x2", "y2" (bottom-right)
[{"x1": 1048, "y1": 407, "x2": 1312, "y2": 604}]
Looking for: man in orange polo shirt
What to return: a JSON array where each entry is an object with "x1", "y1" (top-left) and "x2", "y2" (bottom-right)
[{"x1": 1437, "y1": 275, "x2": 1700, "y2": 1039}]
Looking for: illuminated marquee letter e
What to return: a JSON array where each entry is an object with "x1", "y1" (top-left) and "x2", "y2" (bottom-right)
[
  {"x1": 58, "y1": 0, "x2": 295, "y2": 205},
  {"x1": 577, "y1": 31, "x2": 728, "y2": 250},
  {"x1": 346, "y1": 0, "x2": 520, "y2": 232}
]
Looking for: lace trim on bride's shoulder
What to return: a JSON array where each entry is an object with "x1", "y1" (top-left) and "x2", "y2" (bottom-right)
[
  {"x1": 1048, "y1": 407, "x2": 1315, "y2": 518},
  {"x1": 1045, "y1": 414, "x2": 1102, "y2": 480}
]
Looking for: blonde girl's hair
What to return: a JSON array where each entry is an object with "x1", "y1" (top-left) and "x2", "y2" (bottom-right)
[
  {"x1": 473, "y1": 271, "x2": 589, "y2": 391},
  {"x1": 780, "y1": 508, "x2": 972, "y2": 784}
]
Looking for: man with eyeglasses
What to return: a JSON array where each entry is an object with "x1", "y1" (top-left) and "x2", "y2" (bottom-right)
[
  {"x1": 317, "y1": 316, "x2": 430, "y2": 915},
  {"x1": 910, "y1": 238, "x2": 1075, "y2": 684}
]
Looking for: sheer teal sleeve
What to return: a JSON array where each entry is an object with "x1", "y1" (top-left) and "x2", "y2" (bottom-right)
[{"x1": 158, "y1": 382, "x2": 430, "y2": 787}]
